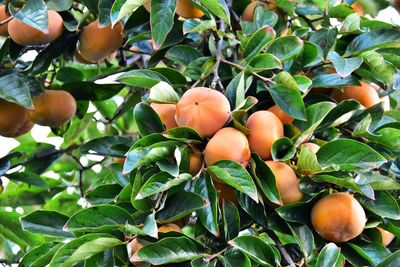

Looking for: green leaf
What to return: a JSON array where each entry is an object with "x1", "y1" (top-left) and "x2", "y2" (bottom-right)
[
  {"x1": 5, "y1": 171, "x2": 47, "y2": 187},
  {"x1": 20, "y1": 210, "x2": 72, "y2": 238},
  {"x1": 327, "y1": 51, "x2": 363, "y2": 78},
  {"x1": 302, "y1": 42, "x2": 324, "y2": 68},
  {"x1": 86, "y1": 184, "x2": 123, "y2": 205},
  {"x1": 134, "y1": 102, "x2": 165, "y2": 136},
  {"x1": 149, "y1": 81, "x2": 180, "y2": 103},
  {"x1": 228, "y1": 235, "x2": 276, "y2": 266},
  {"x1": 136, "y1": 172, "x2": 192, "y2": 199},
  {"x1": 200, "y1": 0, "x2": 230, "y2": 25},
  {"x1": 250, "y1": 154, "x2": 281, "y2": 205},
  {"x1": 345, "y1": 29, "x2": 400, "y2": 56},
  {"x1": 166, "y1": 45, "x2": 202, "y2": 66},
  {"x1": 376, "y1": 250, "x2": 400, "y2": 267},
  {"x1": 110, "y1": 0, "x2": 147, "y2": 26},
  {"x1": 311, "y1": 73, "x2": 360, "y2": 88},
  {"x1": 317, "y1": 139, "x2": 387, "y2": 170},
  {"x1": 269, "y1": 77, "x2": 306, "y2": 121},
  {"x1": 20, "y1": 242, "x2": 63, "y2": 267},
  {"x1": 316, "y1": 243, "x2": 341, "y2": 267},
  {"x1": 247, "y1": 53, "x2": 282, "y2": 72},
  {"x1": 237, "y1": 192, "x2": 268, "y2": 227},
  {"x1": 361, "y1": 51, "x2": 395, "y2": 83},
  {"x1": 61, "y1": 82, "x2": 124, "y2": 101},
  {"x1": 359, "y1": 191, "x2": 400, "y2": 220},
  {"x1": 9, "y1": 0, "x2": 48, "y2": 32},
  {"x1": 297, "y1": 145, "x2": 323, "y2": 174},
  {"x1": 0, "y1": 73, "x2": 32, "y2": 108},
  {"x1": 79, "y1": 136, "x2": 132, "y2": 158},
  {"x1": 288, "y1": 224, "x2": 315, "y2": 258},
  {"x1": 49, "y1": 233, "x2": 123, "y2": 267},
  {"x1": 267, "y1": 36, "x2": 304, "y2": 62},
  {"x1": 220, "y1": 248, "x2": 251, "y2": 267},
  {"x1": 150, "y1": 0, "x2": 177, "y2": 46},
  {"x1": 98, "y1": 0, "x2": 114, "y2": 26},
  {"x1": 0, "y1": 211, "x2": 43, "y2": 248},
  {"x1": 47, "y1": 0, "x2": 73, "y2": 11},
  {"x1": 194, "y1": 174, "x2": 220, "y2": 237},
  {"x1": 118, "y1": 69, "x2": 169, "y2": 88},
  {"x1": 136, "y1": 237, "x2": 206, "y2": 265},
  {"x1": 207, "y1": 160, "x2": 258, "y2": 202},
  {"x1": 124, "y1": 146, "x2": 175, "y2": 174},
  {"x1": 65, "y1": 204, "x2": 135, "y2": 232},
  {"x1": 309, "y1": 28, "x2": 338, "y2": 56},
  {"x1": 156, "y1": 192, "x2": 208, "y2": 223},
  {"x1": 243, "y1": 27, "x2": 275, "y2": 60},
  {"x1": 223, "y1": 201, "x2": 240, "y2": 240}
]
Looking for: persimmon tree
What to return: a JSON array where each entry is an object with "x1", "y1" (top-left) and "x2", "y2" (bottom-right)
[{"x1": 0, "y1": 0, "x2": 400, "y2": 266}]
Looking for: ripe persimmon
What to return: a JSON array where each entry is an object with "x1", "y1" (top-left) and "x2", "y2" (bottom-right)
[
  {"x1": 0, "y1": 100, "x2": 34, "y2": 137},
  {"x1": 150, "y1": 103, "x2": 178, "y2": 130},
  {"x1": 215, "y1": 181, "x2": 237, "y2": 206},
  {"x1": 242, "y1": 1, "x2": 278, "y2": 21},
  {"x1": 246, "y1": 110, "x2": 284, "y2": 160},
  {"x1": 0, "y1": 5, "x2": 10, "y2": 36},
  {"x1": 144, "y1": 0, "x2": 204, "y2": 18},
  {"x1": 330, "y1": 81, "x2": 380, "y2": 108},
  {"x1": 311, "y1": 192, "x2": 367, "y2": 243},
  {"x1": 158, "y1": 223, "x2": 182, "y2": 233},
  {"x1": 113, "y1": 157, "x2": 125, "y2": 165},
  {"x1": 204, "y1": 127, "x2": 251, "y2": 167},
  {"x1": 8, "y1": 10, "x2": 63, "y2": 46},
  {"x1": 268, "y1": 105, "x2": 294, "y2": 124},
  {"x1": 175, "y1": 87, "x2": 231, "y2": 138},
  {"x1": 29, "y1": 90, "x2": 77, "y2": 127},
  {"x1": 77, "y1": 19, "x2": 123, "y2": 62},
  {"x1": 265, "y1": 161, "x2": 303, "y2": 204},
  {"x1": 377, "y1": 227, "x2": 395, "y2": 247},
  {"x1": 352, "y1": 2, "x2": 365, "y2": 15},
  {"x1": 189, "y1": 145, "x2": 203, "y2": 176}
]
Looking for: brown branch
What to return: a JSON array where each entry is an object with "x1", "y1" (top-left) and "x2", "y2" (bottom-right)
[
  {"x1": 299, "y1": 15, "x2": 316, "y2": 31},
  {"x1": 211, "y1": 20, "x2": 226, "y2": 93}
]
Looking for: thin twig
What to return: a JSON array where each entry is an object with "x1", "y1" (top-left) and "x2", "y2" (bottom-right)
[
  {"x1": 204, "y1": 247, "x2": 227, "y2": 263},
  {"x1": 221, "y1": 59, "x2": 273, "y2": 83},
  {"x1": 107, "y1": 90, "x2": 134, "y2": 124},
  {"x1": 299, "y1": 15, "x2": 316, "y2": 31},
  {"x1": 211, "y1": 20, "x2": 226, "y2": 92}
]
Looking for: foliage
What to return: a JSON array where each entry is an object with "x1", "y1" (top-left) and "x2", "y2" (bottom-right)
[{"x1": 0, "y1": 0, "x2": 399, "y2": 266}]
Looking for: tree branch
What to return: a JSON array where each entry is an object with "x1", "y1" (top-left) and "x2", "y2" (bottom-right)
[
  {"x1": 211, "y1": 20, "x2": 226, "y2": 93},
  {"x1": 221, "y1": 59, "x2": 273, "y2": 83}
]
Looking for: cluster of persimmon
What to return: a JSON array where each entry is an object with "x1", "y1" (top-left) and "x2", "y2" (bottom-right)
[{"x1": 0, "y1": 90, "x2": 77, "y2": 137}]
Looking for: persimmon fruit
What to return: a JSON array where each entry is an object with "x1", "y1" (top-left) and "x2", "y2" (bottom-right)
[
  {"x1": 77, "y1": 19, "x2": 123, "y2": 62},
  {"x1": 215, "y1": 181, "x2": 237, "y2": 206},
  {"x1": 268, "y1": 105, "x2": 294, "y2": 124},
  {"x1": 8, "y1": 10, "x2": 63, "y2": 46},
  {"x1": 175, "y1": 87, "x2": 231, "y2": 138},
  {"x1": 150, "y1": 103, "x2": 178, "y2": 130},
  {"x1": 242, "y1": 1, "x2": 278, "y2": 21},
  {"x1": 113, "y1": 157, "x2": 125, "y2": 165},
  {"x1": 265, "y1": 161, "x2": 303, "y2": 204},
  {"x1": 331, "y1": 81, "x2": 380, "y2": 108},
  {"x1": 29, "y1": 90, "x2": 77, "y2": 127},
  {"x1": 311, "y1": 192, "x2": 367, "y2": 243},
  {"x1": 189, "y1": 145, "x2": 203, "y2": 176},
  {"x1": 0, "y1": 100, "x2": 34, "y2": 137},
  {"x1": 377, "y1": 227, "x2": 395, "y2": 247},
  {"x1": 246, "y1": 110, "x2": 284, "y2": 160},
  {"x1": 204, "y1": 127, "x2": 251, "y2": 167},
  {"x1": 0, "y1": 5, "x2": 10, "y2": 36}
]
